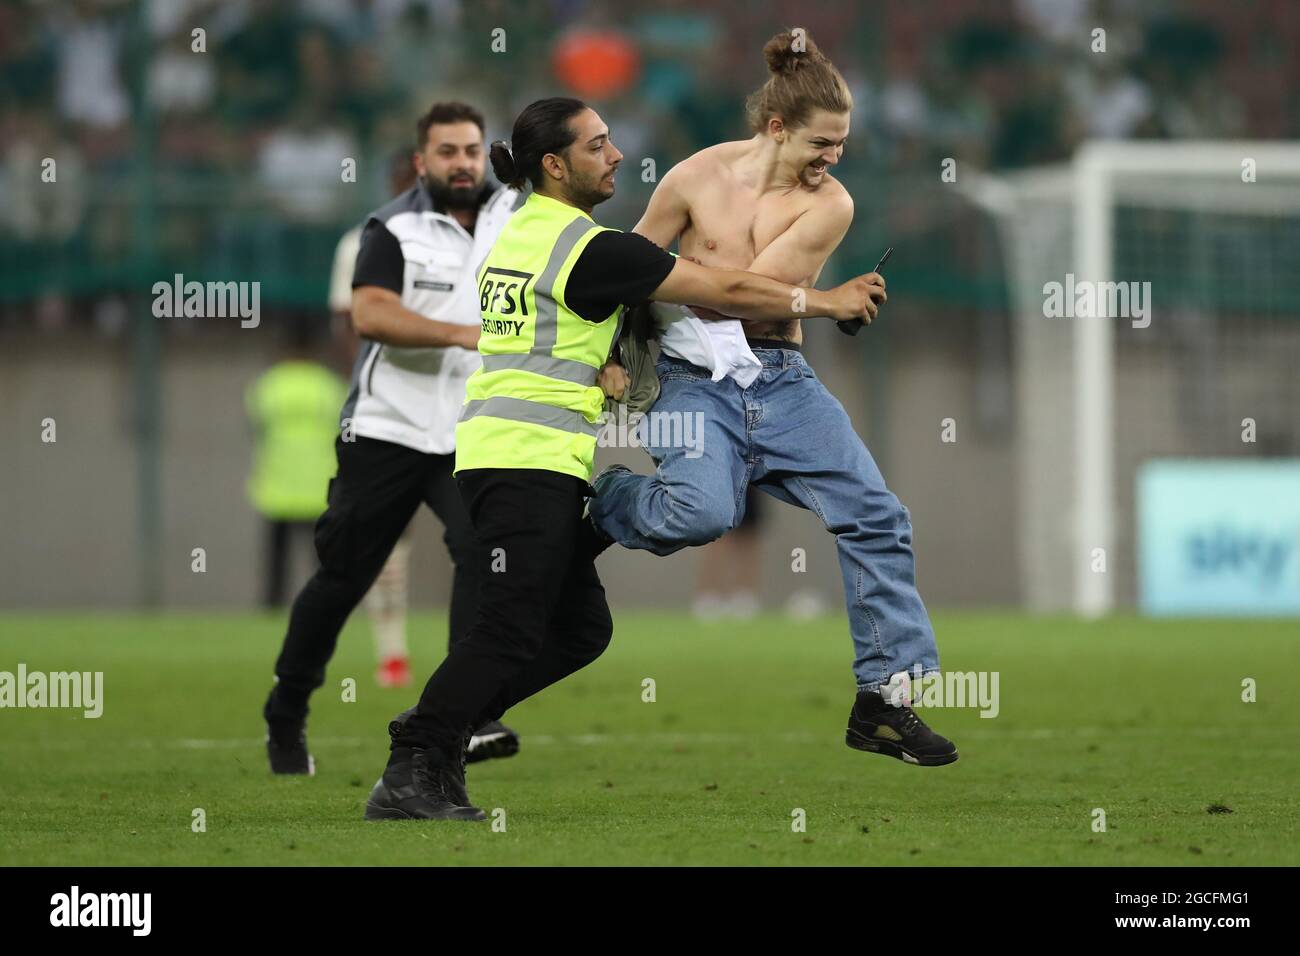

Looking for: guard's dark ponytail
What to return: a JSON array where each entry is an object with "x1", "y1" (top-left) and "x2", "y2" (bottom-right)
[
  {"x1": 491, "y1": 97, "x2": 588, "y2": 191},
  {"x1": 489, "y1": 141, "x2": 522, "y2": 190}
]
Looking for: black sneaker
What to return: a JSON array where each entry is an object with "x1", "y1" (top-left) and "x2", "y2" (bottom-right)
[
  {"x1": 266, "y1": 720, "x2": 315, "y2": 776},
  {"x1": 846, "y1": 690, "x2": 959, "y2": 766},
  {"x1": 466, "y1": 720, "x2": 520, "y2": 764},
  {"x1": 363, "y1": 744, "x2": 487, "y2": 821}
]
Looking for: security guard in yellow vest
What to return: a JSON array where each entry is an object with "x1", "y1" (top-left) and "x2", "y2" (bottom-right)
[{"x1": 365, "y1": 98, "x2": 877, "y2": 821}]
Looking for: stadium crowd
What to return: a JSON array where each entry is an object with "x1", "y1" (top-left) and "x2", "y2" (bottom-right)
[{"x1": 2, "y1": 0, "x2": 1295, "y2": 331}]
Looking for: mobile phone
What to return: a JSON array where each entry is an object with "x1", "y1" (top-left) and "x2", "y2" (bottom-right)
[{"x1": 836, "y1": 246, "x2": 892, "y2": 336}]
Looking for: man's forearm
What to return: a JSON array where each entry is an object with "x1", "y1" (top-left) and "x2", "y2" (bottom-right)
[
  {"x1": 353, "y1": 299, "x2": 474, "y2": 348},
  {"x1": 704, "y1": 270, "x2": 839, "y2": 322}
]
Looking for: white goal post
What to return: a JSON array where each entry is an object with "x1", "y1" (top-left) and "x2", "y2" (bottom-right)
[{"x1": 963, "y1": 141, "x2": 1300, "y2": 616}]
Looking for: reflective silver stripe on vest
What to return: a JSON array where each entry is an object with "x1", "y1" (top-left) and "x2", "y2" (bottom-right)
[
  {"x1": 479, "y1": 352, "x2": 598, "y2": 385},
  {"x1": 459, "y1": 396, "x2": 600, "y2": 437},
  {"x1": 532, "y1": 215, "x2": 595, "y2": 356}
]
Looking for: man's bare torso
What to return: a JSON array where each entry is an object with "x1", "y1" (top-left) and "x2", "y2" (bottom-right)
[{"x1": 672, "y1": 141, "x2": 850, "y2": 344}]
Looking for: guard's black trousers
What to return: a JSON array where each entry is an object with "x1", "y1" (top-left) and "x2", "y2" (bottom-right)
[
  {"x1": 264, "y1": 436, "x2": 484, "y2": 724},
  {"x1": 393, "y1": 468, "x2": 613, "y2": 750}
]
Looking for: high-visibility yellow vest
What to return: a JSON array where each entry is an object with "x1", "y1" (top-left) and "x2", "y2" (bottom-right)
[
  {"x1": 245, "y1": 360, "x2": 348, "y2": 520},
  {"x1": 455, "y1": 192, "x2": 623, "y2": 481}
]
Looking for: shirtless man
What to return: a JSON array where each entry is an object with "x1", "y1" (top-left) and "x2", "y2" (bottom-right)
[{"x1": 590, "y1": 31, "x2": 958, "y2": 767}]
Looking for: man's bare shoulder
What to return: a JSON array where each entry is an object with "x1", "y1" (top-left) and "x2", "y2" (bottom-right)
[
  {"x1": 813, "y1": 174, "x2": 854, "y2": 218},
  {"x1": 665, "y1": 142, "x2": 747, "y2": 187}
]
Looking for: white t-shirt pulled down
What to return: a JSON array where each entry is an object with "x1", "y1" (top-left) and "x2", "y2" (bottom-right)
[{"x1": 652, "y1": 303, "x2": 762, "y2": 389}]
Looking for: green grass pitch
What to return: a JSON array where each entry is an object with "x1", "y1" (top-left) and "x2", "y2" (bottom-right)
[{"x1": 0, "y1": 612, "x2": 1296, "y2": 866}]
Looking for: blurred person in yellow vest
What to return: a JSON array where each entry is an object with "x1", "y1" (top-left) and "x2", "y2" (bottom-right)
[{"x1": 246, "y1": 317, "x2": 347, "y2": 610}]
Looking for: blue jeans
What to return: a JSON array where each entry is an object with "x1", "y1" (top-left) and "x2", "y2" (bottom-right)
[{"x1": 589, "y1": 349, "x2": 939, "y2": 691}]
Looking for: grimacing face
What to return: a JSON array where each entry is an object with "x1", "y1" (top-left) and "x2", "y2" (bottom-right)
[
  {"x1": 770, "y1": 109, "x2": 850, "y2": 188},
  {"x1": 547, "y1": 108, "x2": 623, "y2": 208},
  {"x1": 416, "y1": 120, "x2": 487, "y2": 205}
]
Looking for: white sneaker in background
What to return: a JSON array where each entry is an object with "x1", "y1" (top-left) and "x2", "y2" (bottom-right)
[
  {"x1": 784, "y1": 588, "x2": 827, "y2": 620},
  {"x1": 728, "y1": 591, "x2": 760, "y2": 619},
  {"x1": 692, "y1": 593, "x2": 730, "y2": 621}
]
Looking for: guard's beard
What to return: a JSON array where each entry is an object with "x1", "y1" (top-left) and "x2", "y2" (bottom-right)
[
  {"x1": 569, "y1": 171, "x2": 612, "y2": 210},
  {"x1": 424, "y1": 175, "x2": 488, "y2": 212}
]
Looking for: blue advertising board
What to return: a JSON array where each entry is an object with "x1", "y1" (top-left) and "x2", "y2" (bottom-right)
[{"x1": 1138, "y1": 460, "x2": 1300, "y2": 616}]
